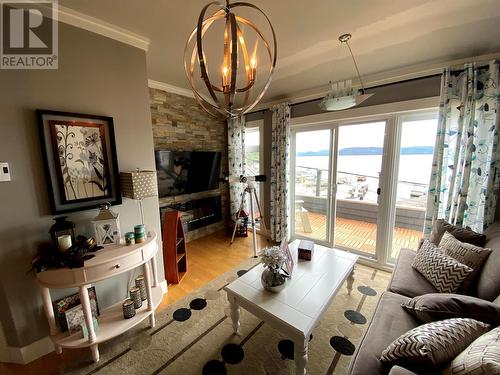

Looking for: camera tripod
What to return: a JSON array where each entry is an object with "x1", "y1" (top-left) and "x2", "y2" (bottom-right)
[{"x1": 230, "y1": 180, "x2": 266, "y2": 257}]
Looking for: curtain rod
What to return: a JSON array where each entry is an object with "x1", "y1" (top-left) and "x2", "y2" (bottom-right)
[{"x1": 248, "y1": 58, "x2": 498, "y2": 115}]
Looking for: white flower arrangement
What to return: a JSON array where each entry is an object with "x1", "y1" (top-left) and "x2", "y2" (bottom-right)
[{"x1": 261, "y1": 246, "x2": 285, "y2": 270}]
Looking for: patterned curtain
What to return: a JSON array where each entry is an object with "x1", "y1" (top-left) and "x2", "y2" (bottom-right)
[
  {"x1": 227, "y1": 115, "x2": 246, "y2": 219},
  {"x1": 270, "y1": 103, "x2": 291, "y2": 241},
  {"x1": 424, "y1": 60, "x2": 500, "y2": 234}
]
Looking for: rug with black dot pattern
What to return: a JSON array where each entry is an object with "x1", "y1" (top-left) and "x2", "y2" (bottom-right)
[{"x1": 64, "y1": 257, "x2": 391, "y2": 375}]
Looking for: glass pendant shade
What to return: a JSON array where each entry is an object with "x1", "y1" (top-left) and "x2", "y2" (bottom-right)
[
  {"x1": 319, "y1": 80, "x2": 374, "y2": 111},
  {"x1": 320, "y1": 34, "x2": 373, "y2": 112}
]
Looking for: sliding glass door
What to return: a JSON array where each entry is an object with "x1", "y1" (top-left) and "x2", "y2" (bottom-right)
[
  {"x1": 293, "y1": 129, "x2": 333, "y2": 242},
  {"x1": 388, "y1": 116, "x2": 438, "y2": 263},
  {"x1": 291, "y1": 111, "x2": 438, "y2": 267},
  {"x1": 334, "y1": 122, "x2": 386, "y2": 258}
]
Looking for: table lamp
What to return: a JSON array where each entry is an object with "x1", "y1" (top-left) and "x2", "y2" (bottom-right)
[{"x1": 120, "y1": 170, "x2": 158, "y2": 226}]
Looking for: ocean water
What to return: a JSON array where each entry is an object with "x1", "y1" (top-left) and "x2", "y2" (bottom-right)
[{"x1": 295, "y1": 154, "x2": 433, "y2": 205}]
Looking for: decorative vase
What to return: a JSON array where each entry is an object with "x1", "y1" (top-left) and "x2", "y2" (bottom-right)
[{"x1": 261, "y1": 267, "x2": 287, "y2": 293}]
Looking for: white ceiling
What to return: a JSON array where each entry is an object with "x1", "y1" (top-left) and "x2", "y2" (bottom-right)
[{"x1": 60, "y1": 0, "x2": 500, "y2": 102}]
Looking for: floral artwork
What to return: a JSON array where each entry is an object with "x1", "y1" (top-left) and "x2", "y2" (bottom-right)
[
  {"x1": 49, "y1": 121, "x2": 110, "y2": 202},
  {"x1": 38, "y1": 110, "x2": 121, "y2": 214}
]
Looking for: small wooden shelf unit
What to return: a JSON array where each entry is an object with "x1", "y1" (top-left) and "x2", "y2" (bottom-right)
[{"x1": 163, "y1": 210, "x2": 187, "y2": 283}]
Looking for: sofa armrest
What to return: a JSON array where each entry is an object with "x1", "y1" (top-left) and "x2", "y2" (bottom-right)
[{"x1": 388, "y1": 365, "x2": 418, "y2": 375}]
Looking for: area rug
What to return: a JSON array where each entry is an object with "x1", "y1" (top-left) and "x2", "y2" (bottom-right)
[{"x1": 63, "y1": 257, "x2": 391, "y2": 375}]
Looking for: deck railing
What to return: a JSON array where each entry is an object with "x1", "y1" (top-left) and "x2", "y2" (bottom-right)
[
  {"x1": 295, "y1": 165, "x2": 428, "y2": 231},
  {"x1": 295, "y1": 165, "x2": 428, "y2": 205}
]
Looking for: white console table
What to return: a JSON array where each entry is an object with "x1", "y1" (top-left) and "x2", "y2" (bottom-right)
[{"x1": 36, "y1": 232, "x2": 162, "y2": 362}]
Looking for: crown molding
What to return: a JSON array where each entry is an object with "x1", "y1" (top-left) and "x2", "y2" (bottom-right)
[
  {"x1": 148, "y1": 79, "x2": 195, "y2": 98},
  {"x1": 38, "y1": 3, "x2": 150, "y2": 51}
]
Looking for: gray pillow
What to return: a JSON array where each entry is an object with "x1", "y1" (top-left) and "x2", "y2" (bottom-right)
[
  {"x1": 429, "y1": 219, "x2": 486, "y2": 247},
  {"x1": 380, "y1": 318, "x2": 490, "y2": 367},
  {"x1": 401, "y1": 293, "x2": 500, "y2": 326},
  {"x1": 443, "y1": 326, "x2": 500, "y2": 375},
  {"x1": 412, "y1": 240, "x2": 473, "y2": 293},
  {"x1": 439, "y1": 232, "x2": 492, "y2": 291}
]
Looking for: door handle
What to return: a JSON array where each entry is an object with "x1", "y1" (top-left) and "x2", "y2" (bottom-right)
[{"x1": 377, "y1": 188, "x2": 381, "y2": 195}]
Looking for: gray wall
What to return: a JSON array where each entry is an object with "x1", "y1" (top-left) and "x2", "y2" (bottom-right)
[
  {"x1": 247, "y1": 76, "x2": 442, "y2": 231},
  {"x1": 0, "y1": 22, "x2": 162, "y2": 348}
]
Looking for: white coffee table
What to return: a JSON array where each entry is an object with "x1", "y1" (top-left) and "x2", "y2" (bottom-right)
[{"x1": 224, "y1": 240, "x2": 358, "y2": 374}]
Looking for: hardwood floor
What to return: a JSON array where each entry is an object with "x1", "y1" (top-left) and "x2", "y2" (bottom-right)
[
  {"x1": 158, "y1": 230, "x2": 269, "y2": 309},
  {"x1": 0, "y1": 230, "x2": 268, "y2": 375}
]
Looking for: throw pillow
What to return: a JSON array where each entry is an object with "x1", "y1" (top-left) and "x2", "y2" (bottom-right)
[
  {"x1": 380, "y1": 318, "x2": 490, "y2": 367},
  {"x1": 401, "y1": 293, "x2": 500, "y2": 326},
  {"x1": 412, "y1": 240, "x2": 473, "y2": 293},
  {"x1": 429, "y1": 219, "x2": 486, "y2": 247},
  {"x1": 443, "y1": 326, "x2": 500, "y2": 375},
  {"x1": 439, "y1": 231, "x2": 492, "y2": 291}
]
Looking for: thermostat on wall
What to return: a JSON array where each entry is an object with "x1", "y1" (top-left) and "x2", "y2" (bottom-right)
[{"x1": 0, "y1": 162, "x2": 11, "y2": 182}]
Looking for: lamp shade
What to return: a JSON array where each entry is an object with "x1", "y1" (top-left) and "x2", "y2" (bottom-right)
[{"x1": 120, "y1": 170, "x2": 158, "y2": 200}]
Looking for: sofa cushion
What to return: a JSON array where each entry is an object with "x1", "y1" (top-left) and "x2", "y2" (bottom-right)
[
  {"x1": 388, "y1": 366, "x2": 419, "y2": 375},
  {"x1": 443, "y1": 326, "x2": 500, "y2": 375},
  {"x1": 476, "y1": 222, "x2": 500, "y2": 301},
  {"x1": 429, "y1": 219, "x2": 486, "y2": 247},
  {"x1": 380, "y1": 318, "x2": 490, "y2": 368},
  {"x1": 348, "y1": 291, "x2": 420, "y2": 375},
  {"x1": 388, "y1": 248, "x2": 438, "y2": 298},
  {"x1": 412, "y1": 240, "x2": 473, "y2": 293},
  {"x1": 401, "y1": 293, "x2": 500, "y2": 326},
  {"x1": 439, "y1": 232, "x2": 492, "y2": 291}
]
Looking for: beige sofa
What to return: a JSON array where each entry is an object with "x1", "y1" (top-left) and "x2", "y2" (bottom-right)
[{"x1": 348, "y1": 222, "x2": 500, "y2": 375}]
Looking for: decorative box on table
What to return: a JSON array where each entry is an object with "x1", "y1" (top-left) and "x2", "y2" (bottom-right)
[{"x1": 298, "y1": 240, "x2": 314, "y2": 260}]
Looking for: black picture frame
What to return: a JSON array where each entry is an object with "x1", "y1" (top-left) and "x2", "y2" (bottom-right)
[{"x1": 37, "y1": 110, "x2": 121, "y2": 214}]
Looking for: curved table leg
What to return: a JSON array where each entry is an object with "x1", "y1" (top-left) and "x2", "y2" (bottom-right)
[
  {"x1": 228, "y1": 294, "x2": 240, "y2": 334},
  {"x1": 90, "y1": 344, "x2": 99, "y2": 362},
  {"x1": 39, "y1": 284, "x2": 62, "y2": 354},
  {"x1": 347, "y1": 268, "x2": 355, "y2": 295},
  {"x1": 144, "y1": 262, "x2": 155, "y2": 328},
  {"x1": 79, "y1": 285, "x2": 99, "y2": 362},
  {"x1": 294, "y1": 338, "x2": 308, "y2": 375}
]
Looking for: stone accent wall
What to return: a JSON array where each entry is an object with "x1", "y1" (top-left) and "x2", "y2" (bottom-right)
[{"x1": 150, "y1": 88, "x2": 229, "y2": 242}]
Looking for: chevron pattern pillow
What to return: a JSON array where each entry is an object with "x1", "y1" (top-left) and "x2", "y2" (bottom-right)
[
  {"x1": 380, "y1": 318, "x2": 490, "y2": 367},
  {"x1": 412, "y1": 240, "x2": 473, "y2": 293},
  {"x1": 444, "y1": 326, "x2": 500, "y2": 374},
  {"x1": 439, "y1": 231, "x2": 492, "y2": 291}
]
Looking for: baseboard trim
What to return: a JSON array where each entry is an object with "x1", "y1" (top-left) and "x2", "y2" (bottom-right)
[
  {"x1": 0, "y1": 336, "x2": 54, "y2": 365},
  {"x1": 159, "y1": 280, "x2": 168, "y2": 294}
]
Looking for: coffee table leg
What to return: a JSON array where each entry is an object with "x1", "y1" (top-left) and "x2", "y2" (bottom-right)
[
  {"x1": 294, "y1": 339, "x2": 308, "y2": 375},
  {"x1": 228, "y1": 294, "x2": 240, "y2": 334},
  {"x1": 347, "y1": 268, "x2": 355, "y2": 295}
]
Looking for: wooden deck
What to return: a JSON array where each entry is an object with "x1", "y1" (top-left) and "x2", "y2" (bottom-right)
[{"x1": 295, "y1": 211, "x2": 422, "y2": 259}]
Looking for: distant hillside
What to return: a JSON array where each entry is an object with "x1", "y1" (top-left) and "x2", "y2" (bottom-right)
[{"x1": 297, "y1": 146, "x2": 433, "y2": 156}]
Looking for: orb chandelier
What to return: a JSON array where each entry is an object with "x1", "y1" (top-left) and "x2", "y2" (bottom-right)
[
  {"x1": 320, "y1": 34, "x2": 373, "y2": 111},
  {"x1": 184, "y1": 1, "x2": 277, "y2": 118}
]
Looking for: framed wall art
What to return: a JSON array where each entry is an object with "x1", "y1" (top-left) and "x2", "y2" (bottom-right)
[{"x1": 37, "y1": 110, "x2": 121, "y2": 214}]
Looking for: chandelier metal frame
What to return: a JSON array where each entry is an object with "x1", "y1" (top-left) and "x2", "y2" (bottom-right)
[{"x1": 184, "y1": 1, "x2": 277, "y2": 118}]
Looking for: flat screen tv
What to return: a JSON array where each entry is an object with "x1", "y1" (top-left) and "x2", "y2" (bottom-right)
[{"x1": 155, "y1": 150, "x2": 221, "y2": 197}]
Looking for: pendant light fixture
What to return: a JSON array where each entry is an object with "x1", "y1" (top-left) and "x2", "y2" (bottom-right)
[
  {"x1": 184, "y1": 1, "x2": 277, "y2": 118},
  {"x1": 320, "y1": 34, "x2": 373, "y2": 111}
]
